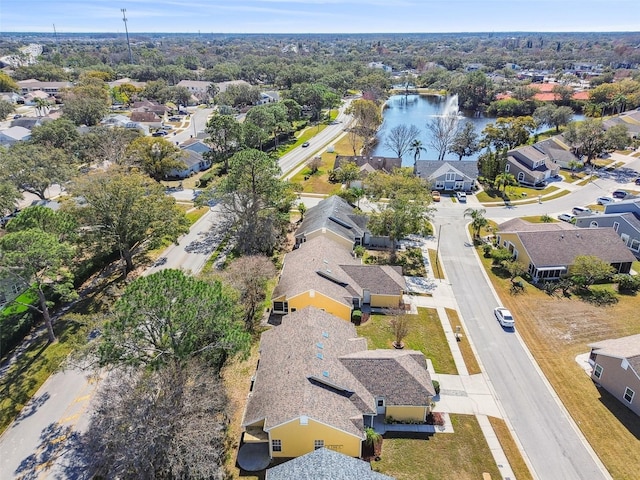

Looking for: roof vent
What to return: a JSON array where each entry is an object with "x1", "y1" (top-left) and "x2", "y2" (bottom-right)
[{"x1": 322, "y1": 371, "x2": 330, "y2": 378}]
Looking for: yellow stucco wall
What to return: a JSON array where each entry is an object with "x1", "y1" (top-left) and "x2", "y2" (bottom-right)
[
  {"x1": 386, "y1": 405, "x2": 427, "y2": 422},
  {"x1": 269, "y1": 417, "x2": 362, "y2": 458},
  {"x1": 497, "y1": 232, "x2": 531, "y2": 265},
  {"x1": 370, "y1": 293, "x2": 402, "y2": 308},
  {"x1": 288, "y1": 291, "x2": 352, "y2": 321},
  {"x1": 305, "y1": 229, "x2": 354, "y2": 250}
]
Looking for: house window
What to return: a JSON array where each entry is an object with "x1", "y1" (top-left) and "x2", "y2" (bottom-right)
[
  {"x1": 273, "y1": 301, "x2": 288, "y2": 313},
  {"x1": 517, "y1": 172, "x2": 525, "y2": 182},
  {"x1": 613, "y1": 222, "x2": 619, "y2": 232},
  {"x1": 593, "y1": 364, "x2": 603, "y2": 379},
  {"x1": 445, "y1": 172, "x2": 455, "y2": 181},
  {"x1": 589, "y1": 221, "x2": 598, "y2": 228},
  {"x1": 314, "y1": 440, "x2": 324, "y2": 450},
  {"x1": 377, "y1": 399, "x2": 384, "y2": 407},
  {"x1": 435, "y1": 181, "x2": 445, "y2": 189},
  {"x1": 630, "y1": 239, "x2": 640, "y2": 252},
  {"x1": 624, "y1": 387, "x2": 635, "y2": 403},
  {"x1": 454, "y1": 181, "x2": 463, "y2": 190},
  {"x1": 272, "y1": 439, "x2": 282, "y2": 452},
  {"x1": 505, "y1": 164, "x2": 510, "y2": 172},
  {"x1": 10, "y1": 284, "x2": 20, "y2": 295}
]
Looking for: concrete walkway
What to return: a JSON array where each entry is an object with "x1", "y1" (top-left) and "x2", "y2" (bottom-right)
[{"x1": 403, "y1": 235, "x2": 519, "y2": 480}]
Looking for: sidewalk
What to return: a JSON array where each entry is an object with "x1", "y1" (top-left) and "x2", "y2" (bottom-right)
[{"x1": 404, "y1": 235, "x2": 519, "y2": 480}]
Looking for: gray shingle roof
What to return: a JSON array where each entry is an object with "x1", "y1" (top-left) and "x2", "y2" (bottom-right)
[
  {"x1": 414, "y1": 160, "x2": 478, "y2": 181},
  {"x1": 295, "y1": 195, "x2": 367, "y2": 245},
  {"x1": 589, "y1": 334, "x2": 640, "y2": 376},
  {"x1": 266, "y1": 448, "x2": 395, "y2": 480},
  {"x1": 498, "y1": 218, "x2": 576, "y2": 233},
  {"x1": 334, "y1": 155, "x2": 401, "y2": 173},
  {"x1": 516, "y1": 228, "x2": 636, "y2": 267}
]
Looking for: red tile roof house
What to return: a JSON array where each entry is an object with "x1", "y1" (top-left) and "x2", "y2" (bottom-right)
[{"x1": 588, "y1": 334, "x2": 640, "y2": 417}]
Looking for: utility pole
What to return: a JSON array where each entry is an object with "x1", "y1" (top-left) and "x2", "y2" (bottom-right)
[{"x1": 121, "y1": 8, "x2": 133, "y2": 64}]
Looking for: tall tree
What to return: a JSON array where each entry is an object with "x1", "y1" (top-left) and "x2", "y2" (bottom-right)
[
  {"x1": 62, "y1": 79, "x2": 110, "y2": 126},
  {"x1": 71, "y1": 168, "x2": 189, "y2": 273},
  {"x1": 383, "y1": 124, "x2": 420, "y2": 158},
  {"x1": 0, "y1": 72, "x2": 19, "y2": 92},
  {"x1": 449, "y1": 120, "x2": 480, "y2": 160},
  {"x1": 482, "y1": 116, "x2": 536, "y2": 151},
  {"x1": 333, "y1": 161, "x2": 361, "y2": 188},
  {"x1": 96, "y1": 269, "x2": 250, "y2": 370},
  {"x1": 125, "y1": 137, "x2": 187, "y2": 180},
  {"x1": 570, "y1": 255, "x2": 615, "y2": 289},
  {"x1": 410, "y1": 139, "x2": 427, "y2": 164},
  {"x1": 0, "y1": 229, "x2": 76, "y2": 343},
  {"x1": 347, "y1": 99, "x2": 383, "y2": 146},
  {"x1": 451, "y1": 71, "x2": 494, "y2": 112},
  {"x1": 29, "y1": 118, "x2": 80, "y2": 151},
  {"x1": 533, "y1": 104, "x2": 574, "y2": 132},
  {"x1": 0, "y1": 143, "x2": 75, "y2": 199},
  {"x1": 205, "y1": 112, "x2": 243, "y2": 172},
  {"x1": 564, "y1": 118, "x2": 627, "y2": 165},
  {"x1": 493, "y1": 172, "x2": 517, "y2": 193},
  {"x1": 216, "y1": 149, "x2": 293, "y2": 255},
  {"x1": 0, "y1": 181, "x2": 20, "y2": 217},
  {"x1": 426, "y1": 113, "x2": 459, "y2": 161},
  {"x1": 0, "y1": 99, "x2": 15, "y2": 120},
  {"x1": 6, "y1": 205, "x2": 77, "y2": 243},
  {"x1": 220, "y1": 255, "x2": 276, "y2": 332},
  {"x1": 76, "y1": 125, "x2": 141, "y2": 166}
]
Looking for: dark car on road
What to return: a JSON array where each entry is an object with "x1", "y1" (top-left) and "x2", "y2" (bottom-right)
[
  {"x1": 612, "y1": 189, "x2": 630, "y2": 199},
  {"x1": 302, "y1": 142, "x2": 310, "y2": 147}
]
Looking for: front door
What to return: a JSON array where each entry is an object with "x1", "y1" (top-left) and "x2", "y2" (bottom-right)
[
  {"x1": 363, "y1": 289, "x2": 371, "y2": 304},
  {"x1": 376, "y1": 397, "x2": 385, "y2": 415}
]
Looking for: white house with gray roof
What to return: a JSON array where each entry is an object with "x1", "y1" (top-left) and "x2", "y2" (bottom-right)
[{"x1": 414, "y1": 160, "x2": 478, "y2": 192}]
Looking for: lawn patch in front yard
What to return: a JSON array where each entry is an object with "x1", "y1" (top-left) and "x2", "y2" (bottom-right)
[
  {"x1": 357, "y1": 307, "x2": 457, "y2": 374},
  {"x1": 444, "y1": 308, "x2": 481, "y2": 375},
  {"x1": 371, "y1": 415, "x2": 501, "y2": 480},
  {"x1": 428, "y1": 249, "x2": 444, "y2": 279},
  {"x1": 476, "y1": 247, "x2": 640, "y2": 479},
  {"x1": 519, "y1": 215, "x2": 557, "y2": 224}
]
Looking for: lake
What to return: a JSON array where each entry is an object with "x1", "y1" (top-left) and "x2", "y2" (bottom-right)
[{"x1": 371, "y1": 94, "x2": 582, "y2": 167}]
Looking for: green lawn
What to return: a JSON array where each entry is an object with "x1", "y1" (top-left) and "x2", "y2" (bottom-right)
[
  {"x1": 372, "y1": 415, "x2": 502, "y2": 480},
  {"x1": 357, "y1": 307, "x2": 457, "y2": 374},
  {"x1": 519, "y1": 215, "x2": 557, "y2": 224},
  {"x1": 476, "y1": 185, "x2": 558, "y2": 203}
]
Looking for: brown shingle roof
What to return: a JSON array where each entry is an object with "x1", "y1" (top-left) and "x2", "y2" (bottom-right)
[
  {"x1": 242, "y1": 308, "x2": 374, "y2": 437},
  {"x1": 516, "y1": 228, "x2": 636, "y2": 267},
  {"x1": 340, "y1": 349, "x2": 436, "y2": 405},
  {"x1": 272, "y1": 236, "x2": 360, "y2": 305}
]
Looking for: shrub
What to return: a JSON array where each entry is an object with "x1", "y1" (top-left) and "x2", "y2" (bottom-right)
[
  {"x1": 490, "y1": 247, "x2": 513, "y2": 265},
  {"x1": 482, "y1": 243, "x2": 493, "y2": 257},
  {"x1": 585, "y1": 289, "x2": 618, "y2": 306},
  {"x1": 540, "y1": 214, "x2": 553, "y2": 223},
  {"x1": 614, "y1": 274, "x2": 640, "y2": 294},
  {"x1": 432, "y1": 380, "x2": 440, "y2": 395},
  {"x1": 352, "y1": 310, "x2": 362, "y2": 324}
]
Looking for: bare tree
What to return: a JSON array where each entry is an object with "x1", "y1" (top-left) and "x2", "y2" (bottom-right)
[
  {"x1": 426, "y1": 113, "x2": 459, "y2": 161},
  {"x1": 383, "y1": 124, "x2": 420, "y2": 158},
  {"x1": 221, "y1": 255, "x2": 277, "y2": 331},
  {"x1": 81, "y1": 360, "x2": 228, "y2": 480},
  {"x1": 306, "y1": 155, "x2": 322, "y2": 175},
  {"x1": 389, "y1": 310, "x2": 411, "y2": 348}
]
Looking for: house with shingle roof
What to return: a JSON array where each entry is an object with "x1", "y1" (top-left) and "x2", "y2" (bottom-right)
[
  {"x1": 295, "y1": 195, "x2": 369, "y2": 249},
  {"x1": 505, "y1": 145, "x2": 560, "y2": 187},
  {"x1": 588, "y1": 334, "x2": 640, "y2": 417},
  {"x1": 0, "y1": 126, "x2": 31, "y2": 146},
  {"x1": 414, "y1": 160, "x2": 478, "y2": 192},
  {"x1": 575, "y1": 199, "x2": 640, "y2": 259},
  {"x1": 272, "y1": 235, "x2": 406, "y2": 318},
  {"x1": 496, "y1": 223, "x2": 635, "y2": 282},
  {"x1": 266, "y1": 447, "x2": 395, "y2": 479},
  {"x1": 334, "y1": 155, "x2": 401, "y2": 175},
  {"x1": 534, "y1": 136, "x2": 583, "y2": 170},
  {"x1": 240, "y1": 307, "x2": 435, "y2": 465},
  {"x1": 165, "y1": 149, "x2": 212, "y2": 179}
]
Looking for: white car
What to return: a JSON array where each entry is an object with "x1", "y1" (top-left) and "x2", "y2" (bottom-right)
[
  {"x1": 494, "y1": 307, "x2": 515, "y2": 328},
  {"x1": 456, "y1": 191, "x2": 467, "y2": 202},
  {"x1": 596, "y1": 196, "x2": 614, "y2": 205},
  {"x1": 558, "y1": 213, "x2": 576, "y2": 223}
]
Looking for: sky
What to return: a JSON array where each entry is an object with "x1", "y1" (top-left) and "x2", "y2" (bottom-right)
[{"x1": 1, "y1": 0, "x2": 639, "y2": 34}]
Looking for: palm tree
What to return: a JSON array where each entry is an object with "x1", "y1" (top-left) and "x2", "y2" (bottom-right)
[
  {"x1": 464, "y1": 207, "x2": 488, "y2": 239},
  {"x1": 493, "y1": 172, "x2": 516, "y2": 193},
  {"x1": 410, "y1": 139, "x2": 427, "y2": 173},
  {"x1": 33, "y1": 97, "x2": 50, "y2": 117}
]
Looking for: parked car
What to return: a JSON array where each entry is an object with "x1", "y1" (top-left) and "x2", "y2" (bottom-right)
[
  {"x1": 169, "y1": 116, "x2": 181, "y2": 121},
  {"x1": 558, "y1": 213, "x2": 576, "y2": 223},
  {"x1": 161, "y1": 125, "x2": 173, "y2": 130},
  {"x1": 455, "y1": 191, "x2": 467, "y2": 202},
  {"x1": 635, "y1": 178, "x2": 640, "y2": 185},
  {"x1": 596, "y1": 196, "x2": 614, "y2": 205},
  {"x1": 612, "y1": 189, "x2": 630, "y2": 199},
  {"x1": 572, "y1": 206, "x2": 592, "y2": 216},
  {"x1": 494, "y1": 307, "x2": 515, "y2": 328},
  {"x1": 431, "y1": 191, "x2": 441, "y2": 202},
  {"x1": 152, "y1": 131, "x2": 167, "y2": 137},
  {"x1": 302, "y1": 141, "x2": 310, "y2": 147}
]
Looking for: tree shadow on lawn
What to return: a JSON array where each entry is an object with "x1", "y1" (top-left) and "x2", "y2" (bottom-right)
[{"x1": 596, "y1": 386, "x2": 640, "y2": 440}]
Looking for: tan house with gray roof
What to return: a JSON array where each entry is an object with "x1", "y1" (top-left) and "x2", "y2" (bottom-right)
[
  {"x1": 240, "y1": 307, "x2": 435, "y2": 464},
  {"x1": 588, "y1": 334, "x2": 640, "y2": 417}
]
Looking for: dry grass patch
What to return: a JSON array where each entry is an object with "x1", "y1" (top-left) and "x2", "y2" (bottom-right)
[
  {"x1": 222, "y1": 342, "x2": 261, "y2": 480},
  {"x1": 445, "y1": 308, "x2": 481, "y2": 375},
  {"x1": 372, "y1": 415, "x2": 501, "y2": 480},
  {"x1": 477, "y1": 251, "x2": 640, "y2": 479},
  {"x1": 487, "y1": 417, "x2": 534, "y2": 480}
]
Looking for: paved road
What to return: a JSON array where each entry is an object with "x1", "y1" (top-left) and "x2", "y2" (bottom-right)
[
  {"x1": 435, "y1": 199, "x2": 611, "y2": 480},
  {"x1": 278, "y1": 100, "x2": 353, "y2": 176}
]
